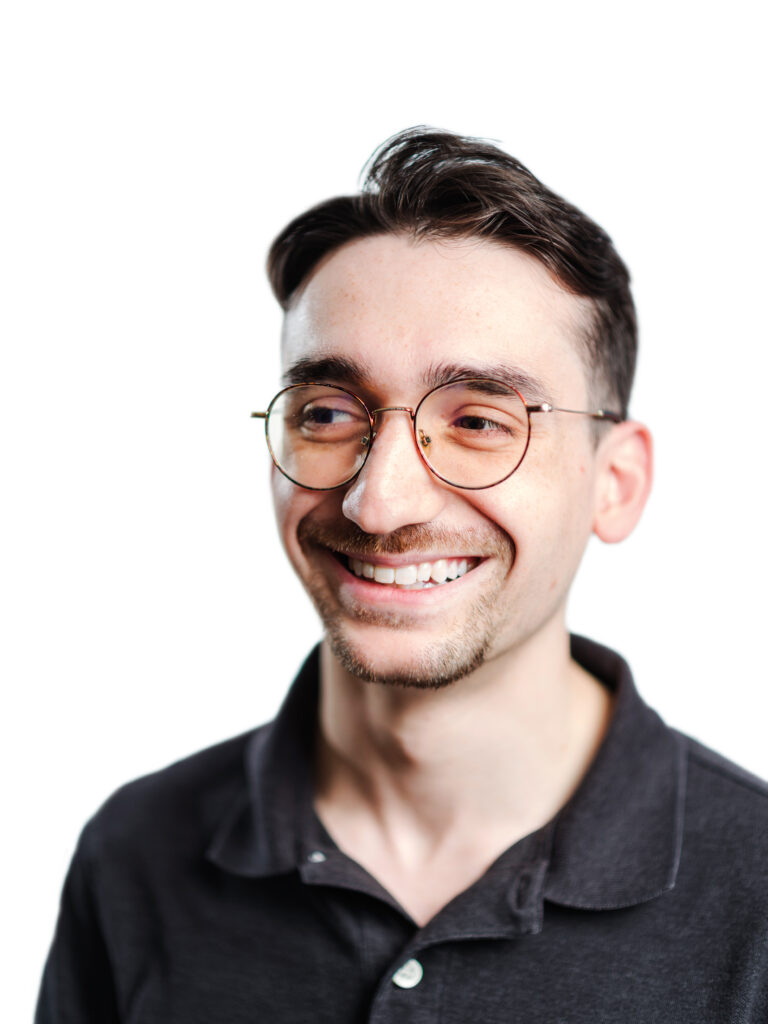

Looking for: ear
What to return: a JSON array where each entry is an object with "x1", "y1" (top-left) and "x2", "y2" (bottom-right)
[{"x1": 592, "y1": 420, "x2": 653, "y2": 544}]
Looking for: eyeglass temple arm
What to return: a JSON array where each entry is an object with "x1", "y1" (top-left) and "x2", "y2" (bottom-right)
[
  {"x1": 527, "y1": 403, "x2": 623, "y2": 423},
  {"x1": 251, "y1": 412, "x2": 267, "y2": 419}
]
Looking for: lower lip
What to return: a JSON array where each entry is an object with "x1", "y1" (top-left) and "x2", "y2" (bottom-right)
[{"x1": 323, "y1": 551, "x2": 484, "y2": 607}]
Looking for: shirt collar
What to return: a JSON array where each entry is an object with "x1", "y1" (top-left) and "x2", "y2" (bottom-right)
[
  {"x1": 207, "y1": 635, "x2": 686, "y2": 914},
  {"x1": 543, "y1": 635, "x2": 686, "y2": 909},
  {"x1": 207, "y1": 648, "x2": 320, "y2": 878}
]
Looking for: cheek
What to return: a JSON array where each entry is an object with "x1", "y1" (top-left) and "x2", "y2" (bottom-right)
[
  {"x1": 270, "y1": 468, "x2": 292, "y2": 522},
  {"x1": 471, "y1": 457, "x2": 596, "y2": 567},
  {"x1": 466, "y1": 461, "x2": 561, "y2": 539},
  {"x1": 270, "y1": 471, "x2": 313, "y2": 555},
  {"x1": 270, "y1": 471, "x2": 345, "y2": 566}
]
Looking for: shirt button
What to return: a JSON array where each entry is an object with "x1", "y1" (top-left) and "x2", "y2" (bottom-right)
[
  {"x1": 307, "y1": 850, "x2": 326, "y2": 863},
  {"x1": 392, "y1": 958, "x2": 423, "y2": 989}
]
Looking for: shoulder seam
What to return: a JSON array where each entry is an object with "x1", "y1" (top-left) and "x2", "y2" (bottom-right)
[{"x1": 686, "y1": 744, "x2": 768, "y2": 800}]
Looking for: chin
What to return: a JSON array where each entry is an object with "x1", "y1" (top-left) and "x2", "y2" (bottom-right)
[{"x1": 322, "y1": 615, "x2": 495, "y2": 690}]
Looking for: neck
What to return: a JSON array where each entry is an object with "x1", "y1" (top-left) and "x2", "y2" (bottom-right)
[{"x1": 314, "y1": 621, "x2": 613, "y2": 866}]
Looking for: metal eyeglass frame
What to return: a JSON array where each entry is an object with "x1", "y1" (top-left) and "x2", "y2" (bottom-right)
[{"x1": 251, "y1": 378, "x2": 623, "y2": 491}]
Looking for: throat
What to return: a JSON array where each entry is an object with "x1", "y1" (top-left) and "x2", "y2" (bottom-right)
[
  {"x1": 313, "y1": 790, "x2": 540, "y2": 926},
  {"x1": 314, "y1": 644, "x2": 616, "y2": 923}
]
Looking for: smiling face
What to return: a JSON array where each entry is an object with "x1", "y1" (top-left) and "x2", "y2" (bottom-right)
[{"x1": 272, "y1": 233, "x2": 608, "y2": 687}]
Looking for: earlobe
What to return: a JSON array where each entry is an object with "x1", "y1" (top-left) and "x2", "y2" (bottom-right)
[{"x1": 593, "y1": 421, "x2": 653, "y2": 544}]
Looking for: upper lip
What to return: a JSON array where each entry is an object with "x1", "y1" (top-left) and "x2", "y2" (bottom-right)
[{"x1": 329, "y1": 548, "x2": 481, "y2": 567}]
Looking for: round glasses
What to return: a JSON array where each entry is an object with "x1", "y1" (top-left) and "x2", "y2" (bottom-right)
[{"x1": 252, "y1": 379, "x2": 622, "y2": 491}]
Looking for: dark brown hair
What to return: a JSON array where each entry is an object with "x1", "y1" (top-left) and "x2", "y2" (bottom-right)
[{"x1": 267, "y1": 128, "x2": 637, "y2": 416}]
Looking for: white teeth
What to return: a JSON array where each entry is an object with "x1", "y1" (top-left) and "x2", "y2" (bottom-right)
[
  {"x1": 394, "y1": 564, "x2": 418, "y2": 585},
  {"x1": 347, "y1": 555, "x2": 476, "y2": 587},
  {"x1": 430, "y1": 559, "x2": 448, "y2": 583}
]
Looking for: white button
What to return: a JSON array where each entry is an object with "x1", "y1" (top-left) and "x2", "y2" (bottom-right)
[
  {"x1": 392, "y1": 958, "x2": 423, "y2": 989},
  {"x1": 307, "y1": 850, "x2": 326, "y2": 863}
]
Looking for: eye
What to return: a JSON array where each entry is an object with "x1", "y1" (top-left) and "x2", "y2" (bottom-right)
[
  {"x1": 449, "y1": 405, "x2": 522, "y2": 437},
  {"x1": 438, "y1": 402, "x2": 526, "y2": 453},
  {"x1": 452, "y1": 414, "x2": 514, "y2": 434},
  {"x1": 301, "y1": 404, "x2": 356, "y2": 426},
  {"x1": 293, "y1": 398, "x2": 369, "y2": 442}
]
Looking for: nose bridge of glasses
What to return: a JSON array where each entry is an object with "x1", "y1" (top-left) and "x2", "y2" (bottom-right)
[
  {"x1": 369, "y1": 405, "x2": 416, "y2": 438},
  {"x1": 370, "y1": 405, "x2": 416, "y2": 419}
]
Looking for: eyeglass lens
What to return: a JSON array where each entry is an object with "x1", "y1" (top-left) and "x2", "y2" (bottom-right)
[
  {"x1": 266, "y1": 380, "x2": 531, "y2": 490},
  {"x1": 267, "y1": 385, "x2": 370, "y2": 490}
]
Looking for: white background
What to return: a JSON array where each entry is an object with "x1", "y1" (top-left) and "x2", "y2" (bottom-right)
[{"x1": 2, "y1": 1, "x2": 766, "y2": 1017}]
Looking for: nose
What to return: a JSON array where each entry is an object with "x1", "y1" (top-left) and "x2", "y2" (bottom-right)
[{"x1": 341, "y1": 409, "x2": 447, "y2": 534}]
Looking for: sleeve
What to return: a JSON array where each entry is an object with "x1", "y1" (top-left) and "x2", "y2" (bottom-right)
[{"x1": 35, "y1": 836, "x2": 121, "y2": 1024}]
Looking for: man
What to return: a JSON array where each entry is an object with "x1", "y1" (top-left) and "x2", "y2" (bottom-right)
[{"x1": 37, "y1": 129, "x2": 768, "y2": 1022}]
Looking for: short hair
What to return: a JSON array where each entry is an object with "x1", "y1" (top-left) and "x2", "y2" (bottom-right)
[{"x1": 267, "y1": 127, "x2": 637, "y2": 417}]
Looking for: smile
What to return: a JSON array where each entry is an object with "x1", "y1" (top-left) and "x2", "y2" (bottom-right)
[{"x1": 345, "y1": 556, "x2": 479, "y2": 589}]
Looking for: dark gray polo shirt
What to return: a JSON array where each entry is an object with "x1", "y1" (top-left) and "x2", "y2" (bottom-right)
[{"x1": 37, "y1": 636, "x2": 768, "y2": 1022}]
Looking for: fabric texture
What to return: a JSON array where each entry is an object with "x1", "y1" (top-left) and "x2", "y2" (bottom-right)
[{"x1": 36, "y1": 636, "x2": 768, "y2": 1023}]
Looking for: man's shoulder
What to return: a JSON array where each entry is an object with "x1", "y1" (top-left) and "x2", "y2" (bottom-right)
[
  {"x1": 682, "y1": 731, "x2": 768, "y2": 802},
  {"x1": 677, "y1": 730, "x2": 768, "y2": 876},
  {"x1": 77, "y1": 727, "x2": 265, "y2": 866}
]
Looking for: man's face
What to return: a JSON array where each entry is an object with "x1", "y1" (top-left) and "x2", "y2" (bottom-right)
[{"x1": 272, "y1": 234, "x2": 606, "y2": 686}]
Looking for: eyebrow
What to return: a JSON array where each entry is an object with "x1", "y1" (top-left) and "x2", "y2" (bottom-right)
[
  {"x1": 282, "y1": 354, "x2": 553, "y2": 404},
  {"x1": 282, "y1": 355, "x2": 371, "y2": 388},
  {"x1": 424, "y1": 361, "x2": 553, "y2": 404}
]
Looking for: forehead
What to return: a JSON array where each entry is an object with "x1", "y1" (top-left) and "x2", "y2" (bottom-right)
[{"x1": 281, "y1": 234, "x2": 592, "y2": 399}]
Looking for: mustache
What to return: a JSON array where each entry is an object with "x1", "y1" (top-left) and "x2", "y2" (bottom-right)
[{"x1": 297, "y1": 519, "x2": 513, "y2": 561}]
